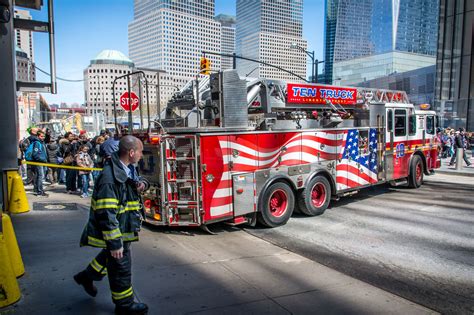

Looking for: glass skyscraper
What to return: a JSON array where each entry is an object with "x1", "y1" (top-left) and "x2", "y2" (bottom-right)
[
  {"x1": 324, "y1": 0, "x2": 373, "y2": 84},
  {"x1": 371, "y1": 0, "x2": 438, "y2": 55},
  {"x1": 235, "y1": 0, "x2": 307, "y2": 81},
  {"x1": 324, "y1": 0, "x2": 439, "y2": 84},
  {"x1": 435, "y1": 0, "x2": 474, "y2": 130}
]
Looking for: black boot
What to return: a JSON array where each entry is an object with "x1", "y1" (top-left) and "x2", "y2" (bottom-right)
[
  {"x1": 115, "y1": 302, "x2": 148, "y2": 315},
  {"x1": 73, "y1": 271, "x2": 97, "y2": 297}
]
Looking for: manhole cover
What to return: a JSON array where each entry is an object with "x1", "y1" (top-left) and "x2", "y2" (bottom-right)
[
  {"x1": 33, "y1": 203, "x2": 81, "y2": 211},
  {"x1": 45, "y1": 204, "x2": 66, "y2": 210}
]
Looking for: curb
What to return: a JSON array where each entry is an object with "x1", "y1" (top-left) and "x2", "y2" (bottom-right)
[{"x1": 434, "y1": 170, "x2": 474, "y2": 177}]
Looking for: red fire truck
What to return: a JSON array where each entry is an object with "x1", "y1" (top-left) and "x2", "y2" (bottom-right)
[{"x1": 136, "y1": 70, "x2": 440, "y2": 228}]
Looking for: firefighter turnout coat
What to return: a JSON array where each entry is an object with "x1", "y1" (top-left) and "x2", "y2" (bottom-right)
[{"x1": 80, "y1": 152, "x2": 148, "y2": 250}]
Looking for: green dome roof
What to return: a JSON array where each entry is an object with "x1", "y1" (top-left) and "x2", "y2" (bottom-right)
[{"x1": 91, "y1": 50, "x2": 134, "y2": 67}]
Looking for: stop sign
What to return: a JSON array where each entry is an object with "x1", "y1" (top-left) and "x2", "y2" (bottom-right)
[{"x1": 120, "y1": 92, "x2": 139, "y2": 112}]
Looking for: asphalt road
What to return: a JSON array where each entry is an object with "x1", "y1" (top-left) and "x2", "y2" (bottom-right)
[{"x1": 246, "y1": 173, "x2": 474, "y2": 314}]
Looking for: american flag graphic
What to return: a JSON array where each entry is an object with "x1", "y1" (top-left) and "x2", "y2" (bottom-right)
[
  {"x1": 336, "y1": 128, "x2": 379, "y2": 190},
  {"x1": 208, "y1": 132, "x2": 344, "y2": 217},
  {"x1": 204, "y1": 129, "x2": 380, "y2": 217}
]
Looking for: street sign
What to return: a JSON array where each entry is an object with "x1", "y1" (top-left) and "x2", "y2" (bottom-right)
[{"x1": 119, "y1": 91, "x2": 139, "y2": 112}]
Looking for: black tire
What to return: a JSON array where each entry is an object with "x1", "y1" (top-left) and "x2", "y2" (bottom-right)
[
  {"x1": 257, "y1": 182, "x2": 295, "y2": 228},
  {"x1": 298, "y1": 175, "x2": 331, "y2": 216},
  {"x1": 408, "y1": 155, "x2": 423, "y2": 188}
]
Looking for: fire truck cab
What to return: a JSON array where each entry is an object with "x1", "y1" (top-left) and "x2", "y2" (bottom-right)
[{"x1": 136, "y1": 70, "x2": 440, "y2": 228}]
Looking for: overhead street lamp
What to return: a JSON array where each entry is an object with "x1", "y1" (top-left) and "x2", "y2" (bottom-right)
[{"x1": 290, "y1": 43, "x2": 324, "y2": 83}]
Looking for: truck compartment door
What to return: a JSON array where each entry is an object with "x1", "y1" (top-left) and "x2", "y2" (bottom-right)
[{"x1": 232, "y1": 173, "x2": 256, "y2": 216}]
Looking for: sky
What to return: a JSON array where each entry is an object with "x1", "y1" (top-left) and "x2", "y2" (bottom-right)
[{"x1": 29, "y1": 0, "x2": 324, "y2": 105}]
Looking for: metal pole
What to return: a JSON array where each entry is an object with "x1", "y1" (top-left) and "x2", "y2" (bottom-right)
[
  {"x1": 48, "y1": 0, "x2": 57, "y2": 94},
  {"x1": 202, "y1": 51, "x2": 308, "y2": 82},
  {"x1": 196, "y1": 75, "x2": 200, "y2": 128},
  {"x1": 145, "y1": 76, "x2": 150, "y2": 133},
  {"x1": 127, "y1": 75, "x2": 132, "y2": 134},
  {"x1": 311, "y1": 53, "x2": 315, "y2": 83},
  {"x1": 455, "y1": 148, "x2": 463, "y2": 170},
  {"x1": 112, "y1": 80, "x2": 118, "y2": 137},
  {"x1": 138, "y1": 75, "x2": 143, "y2": 129},
  {"x1": 315, "y1": 59, "x2": 319, "y2": 84},
  {"x1": 233, "y1": 52, "x2": 236, "y2": 69},
  {"x1": 157, "y1": 72, "x2": 161, "y2": 125},
  {"x1": 0, "y1": 0, "x2": 20, "y2": 211}
]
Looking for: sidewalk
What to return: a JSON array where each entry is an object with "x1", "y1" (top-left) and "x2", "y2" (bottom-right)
[
  {"x1": 436, "y1": 152, "x2": 474, "y2": 177},
  {"x1": 1, "y1": 185, "x2": 437, "y2": 314}
]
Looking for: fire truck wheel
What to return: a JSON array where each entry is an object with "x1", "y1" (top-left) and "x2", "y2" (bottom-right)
[
  {"x1": 257, "y1": 182, "x2": 295, "y2": 228},
  {"x1": 408, "y1": 155, "x2": 424, "y2": 188},
  {"x1": 298, "y1": 175, "x2": 331, "y2": 216}
]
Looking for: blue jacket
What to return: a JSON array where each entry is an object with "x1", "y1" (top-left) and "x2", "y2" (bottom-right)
[
  {"x1": 31, "y1": 138, "x2": 48, "y2": 162},
  {"x1": 100, "y1": 137, "x2": 119, "y2": 158}
]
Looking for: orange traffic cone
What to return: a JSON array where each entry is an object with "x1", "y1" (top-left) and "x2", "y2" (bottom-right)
[
  {"x1": 8, "y1": 172, "x2": 29, "y2": 214},
  {"x1": 1, "y1": 213, "x2": 25, "y2": 278},
  {"x1": 0, "y1": 233, "x2": 21, "y2": 308}
]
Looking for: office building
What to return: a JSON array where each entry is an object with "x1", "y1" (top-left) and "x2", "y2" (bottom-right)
[
  {"x1": 324, "y1": 0, "x2": 439, "y2": 84},
  {"x1": 333, "y1": 51, "x2": 435, "y2": 86},
  {"x1": 84, "y1": 50, "x2": 171, "y2": 121},
  {"x1": 16, "y1": 46, "x2": 35, "y2": 82},
  {"x1": 434, "y1": 0, "x2": 474, "y2": 130},
  {"x1": 129, "y1": 0, "x2": 221, "y2": 85},
  {"x1": 324, "y1": 0, "x2": 373, "y2": 84},
  {"x1": 235, "y1": 0, "x2": 307, "y2": 81},
  {"x1": 357, "y1": 65, "x2": 436, "y2": 105},
  {"x1": 14, "y1": 9, "x2": 34, "y2": 62},
  {"x1": 371, "y1": 0, "x2": 438, "y2": 55},
  {"x1": 215, "y1": 14, "x2": 236, "y2": 70}
]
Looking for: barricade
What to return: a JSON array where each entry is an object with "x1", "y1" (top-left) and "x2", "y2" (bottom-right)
[
  {"x1": 1, "y1": 213, "x2": 25, "y2": 278},
  {"x1": 6, "y1": 170, "x2": 16, "y2": 203},
  {"x1": 22, "y1": 160, "x2": 102, "y2": 172},
  {"x1": 0, "y1": 218, "x2": 21, "y2": 308},
  {"x1": 8, "y1": 172, "x2": 29, "y2": 214}
]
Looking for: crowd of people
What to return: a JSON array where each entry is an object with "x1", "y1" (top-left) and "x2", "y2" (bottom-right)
[
  {"x1": 437, "y1": 127, "x2": 473, "y2": 167},
  {"x1": 19, "y1": 127, "x2": 119, "y2": 197}
]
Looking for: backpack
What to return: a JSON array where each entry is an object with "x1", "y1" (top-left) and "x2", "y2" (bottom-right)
[
  {"x1": 19, "y1": 137, "x2": 30, "y2": 152},
  {"x1": 24, "y1": 142, "x2": 36, "y2": 161}
]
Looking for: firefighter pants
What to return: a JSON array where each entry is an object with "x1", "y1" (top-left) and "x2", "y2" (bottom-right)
[{"x1": 84, "y1": 242, "x2": 134, "y2": 307}]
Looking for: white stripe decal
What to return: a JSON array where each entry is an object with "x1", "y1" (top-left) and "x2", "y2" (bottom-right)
[
  {"x1": 210, "y1": 204, "x2": 232, "y2": 217},
  {"x1": 213, "y1": 188, "x2": 231, "y2": 198}
]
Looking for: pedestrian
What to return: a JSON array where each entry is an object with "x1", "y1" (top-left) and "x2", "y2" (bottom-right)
[
  {"x1": 74, "y1": 135, "x2": 149, "y2": 315},
  {"x1": 46, "y1": 138, "x2": 61, "y2": 184},
  {"x1": 20, "y1": 127, "x2": 39, "y2": 185},
  {"x1": 92, "y1": 136, "x2": 105, "y2": 183},
  {"x1": 100, "y1": 133, "x2": 120, "y2": 160},
  {"x1": 449, "y1": 129, "x2": 471, "y2": 167},
  {"x1": 61, "y1": 132, "x2": 79, "y2": 193},
  {"x1": 76, "y1": 144, "x2": 94, "y2": 198},
  {"x1": 448, "y1": 130, "x2": 455, "y2": 157},
  {"x1": 27, "y1": 130, "x2": 48, "y2": 197},
  {"x1": 469, "y1": 132, "x2": 474, "y2": 158}
]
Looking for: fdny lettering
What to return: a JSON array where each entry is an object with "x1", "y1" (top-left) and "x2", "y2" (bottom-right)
[
  {"x1": 319, "y1": 89, "x2": 354, "y2": 99},
  {"x1": 292, "y1": 87, "x2": 317, "y2": 97}
]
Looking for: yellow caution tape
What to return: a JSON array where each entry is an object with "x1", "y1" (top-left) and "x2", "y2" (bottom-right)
[{"x1": 22, "y1": 160, "x2": 103, "y2": 171}]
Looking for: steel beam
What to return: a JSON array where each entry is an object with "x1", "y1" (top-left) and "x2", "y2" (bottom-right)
[{"x1": 0, "y1": 0, "x2": 20, "y2": 211}]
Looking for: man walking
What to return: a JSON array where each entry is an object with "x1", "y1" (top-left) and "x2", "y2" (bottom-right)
[
  {"x1": 449, "y1": 129, "x2": 472, "y2": 167},
  {"x1": 28, "y1": 130, "x2": 48, "y2": 197},
  {"x1": 74, "y1": 135, "x2": 149, "y2": 315}
]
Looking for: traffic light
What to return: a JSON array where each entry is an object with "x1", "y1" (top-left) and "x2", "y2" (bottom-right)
[{"x1": 200, "y1": 57, "x2": 211, "y2": 75}]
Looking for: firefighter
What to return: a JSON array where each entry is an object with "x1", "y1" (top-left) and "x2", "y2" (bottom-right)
[{"x1": 74, "y1": 135, "x2": 149, "y2": 315}]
